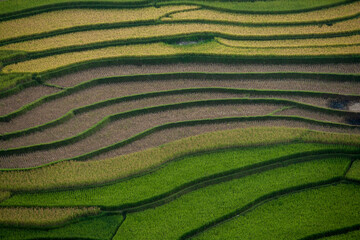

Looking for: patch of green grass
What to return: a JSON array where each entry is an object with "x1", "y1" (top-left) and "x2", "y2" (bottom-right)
[
  {"x1": 1, "y1": 143, "x2": 352, "y2": 208},
  {"x1": 346, "y1": 160, "x2": 360, "y2": 180},
  {"x1": 194, "y1": 184, "x2": 360, "y2": 240},
  {"x1": 114, "y1": 157, "x2": 349, "y2": 239},
  {"x1": 0, "y1": 214, "x2": 123, "y2": 240}
]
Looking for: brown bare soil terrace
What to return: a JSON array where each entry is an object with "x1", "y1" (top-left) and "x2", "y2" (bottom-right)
[
  {"x1": 46, "y1": 63, "x2": 360, "y2": 88},
  {"x1": 0, "y1": 92, "x2": 348, "y2": 149},
  {"x1": 1, "y1": 75, "x2": 358, "y2": 134},
  {"x1": 0, "y1": 103, "x2": 280, "y2": 168},
  {"x1": 0, "y1": 101, "x2": 356, "y2": 168},
  {"x1": 2, "y1": 62, "x2": 359, "y2": 116},
  {"x1": 1, "y1": 92, "x2": 246, "y2": 148}
]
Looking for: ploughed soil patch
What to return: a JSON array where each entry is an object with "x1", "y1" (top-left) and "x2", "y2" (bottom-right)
[
  {"x1": 1, "y1": 78, "x2": 357, "y2": 134},
  {"x1": 47, "y1": 63, "x2": 360, "y2": 88}
]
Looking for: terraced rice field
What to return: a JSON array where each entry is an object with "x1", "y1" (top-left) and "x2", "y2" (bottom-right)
[{"x1": 0, "y1": 0, "x2": 359, "y2": 239}]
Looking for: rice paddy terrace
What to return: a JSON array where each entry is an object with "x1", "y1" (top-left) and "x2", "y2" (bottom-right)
[{"x1": 0, "y1": 0, "x2": 360, "y2": 239}]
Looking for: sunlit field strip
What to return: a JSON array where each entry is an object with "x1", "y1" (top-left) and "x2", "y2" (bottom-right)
[
  {"x1": 115, "y1": 159, "x2": 351, "y2": 239},
  {"x1": 0, "y1": 127, "x2": 359, "y2": 191},
  {"x1": 192, "y1": 184, "x2": 360, "y2": 240},
  {"x1": 0, "y1": 143, "x2": 355, "y2": 208},
  {"x1": 164, "y1": 1, "x2": 360, "y2": 24},
  {"x1": 0, "y1": 206, "x2": 100, "y2": 228},
  {"x1": 0, "y1": 5, "x2": 199, "y2": 41},
  {"x1": 1, "y1": 18, "x2": 360, "y2": 52},
  {"x1": 3, "y1": 42, "x2": 360, "y2": 73},
  {"x1": 215, "y1": 35, "x2": 360, "y2": 48}
]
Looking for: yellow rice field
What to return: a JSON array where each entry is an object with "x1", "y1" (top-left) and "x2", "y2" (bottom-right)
[
  {"x1": 1, "y1": 18, "x2": 359, "y2": 52},
  {"x1": 165, "y1": 1, "x2": 360, "y2": 24},
  {"x1": 0, "y1": 206, "x2": 100, "y2": 227},
  {"x1": 1, "y1": 1, "x2": 358, "y2": 41},
  {"x1": 0, "y1": 127, "x2": 359, "y2": 192},
  {"x1": 2, "y1": 41, "x2": 360, "y2": 73},
  {"x1": 0, "y1": 5, "x2": 199, "y2": 40}
]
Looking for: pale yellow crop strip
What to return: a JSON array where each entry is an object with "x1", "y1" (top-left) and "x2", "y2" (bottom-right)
[
  {"x1": 0, "y1": 206, "x2": 100, "y2": 227},
  {"x1": 3, "y1": 41, "x2": 360, "y2": 73},
  {"x1": 0, "y1": 127, "x2": 359, "y2": 192},
  {"x1": 166, "y1": 1, "x2": 360, "y2": 24},
  {"x1": 0, "y1": 5, "x2": 199, "y2": 41},
  {"x1": 1, "y1": 18, "x2": 360, "y2": 52},
  {"x1": 215, "y1": 35, "x2": 360, "y2": 48}
]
